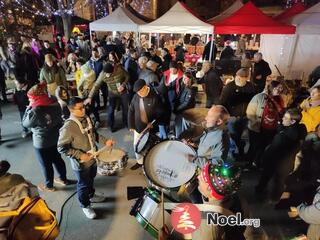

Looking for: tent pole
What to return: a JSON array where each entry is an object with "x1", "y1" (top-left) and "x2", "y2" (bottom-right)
[
  {"x1": 209, "y1": 34, "x2": 214, "y2": 62},
  {"x1": 149, "y1": 33, "x2": 152, "y2": 48},
  {"x1": 157, "y1": 33, "x2": 160, "y2": 49},
  {"x1": 89, "y1": 28, "x2": 93, "y2": 48},
  {"x1": 287, "y1": 34, "x2": 299, "y2": 78}
]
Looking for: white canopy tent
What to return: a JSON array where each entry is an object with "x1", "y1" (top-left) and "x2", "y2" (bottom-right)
[
  {"x1": 260, "y1": 2, "x2": 320, "y2": 80},
  {"x1": 89, "y1": 7, "x2": 146, "y2": 32},
  {"x1": 207, "y1": 0, "x2": 244, "y2": 23},
  {"x1": 139, "y1": 2, "x2": 213, "y2": 34}
]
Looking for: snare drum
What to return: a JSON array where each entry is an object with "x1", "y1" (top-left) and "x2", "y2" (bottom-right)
[
  {"x1": 135, "y1": 129, "x2": 160, "y2": 155},
  {"x1": 97, "y1": 148, "x2": 128, "y2": 176},
  {"x1": 132, "y1": 188, "x2": 173, "y2": 239},
  {"x1": 143, "y1": 140, "x2": 197, "y2": 199}
]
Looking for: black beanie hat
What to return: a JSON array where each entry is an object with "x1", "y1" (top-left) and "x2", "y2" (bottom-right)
[
  {"x1": 133, "y1": 79, "x2": 146, "y2": 93},
  {"x1": 104, "y1": 63, "x2": 114, "y2": 74}
]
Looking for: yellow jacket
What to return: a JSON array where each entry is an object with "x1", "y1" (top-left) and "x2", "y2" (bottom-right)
[
  {"x1": 75, "y1": 69, "x2": 82, "y2": 96},
  {"x1": 300, "y1": 99, "x2": 320, "y2": 132}
]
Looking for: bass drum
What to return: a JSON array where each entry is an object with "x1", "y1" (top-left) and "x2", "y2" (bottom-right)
[{"x1": 143, "y1": 140, "x2": 197, "y2": 201}]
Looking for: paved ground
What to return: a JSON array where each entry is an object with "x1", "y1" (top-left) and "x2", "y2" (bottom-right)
[{"x1": 0, "y1": 101, "x2": 308, "y2": 240}]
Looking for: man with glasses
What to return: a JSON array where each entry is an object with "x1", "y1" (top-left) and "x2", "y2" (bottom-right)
[{"x1": 58, "y1": 97, "x2": 114, "y2": 219}]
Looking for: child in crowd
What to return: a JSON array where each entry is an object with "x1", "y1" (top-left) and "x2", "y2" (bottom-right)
[{"x1": 13, "y1": 78, "x2": 30, "y2": 138}]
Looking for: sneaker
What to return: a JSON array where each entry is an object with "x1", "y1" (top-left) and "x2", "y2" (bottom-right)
[
  {"x1": 54, "y1": 178, "x2": 77, "y2": 186},
  {"x1": 82, "y1": 206, "x2": 97, "y2": 219},
  {"x1": 90, "y1": 194, "x2": 106, "y2": 203},
  {"x1": 37, "y1": 183, "x2": 55, "y2": 192}
]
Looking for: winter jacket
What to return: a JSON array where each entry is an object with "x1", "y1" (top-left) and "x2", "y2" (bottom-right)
[
  {"x1": 246, "y1": 92, "x2": 284, "y2": 133},
  {"x1": 298, "y1": 186, "x2": 320, "y2": 240},
  {"x1": 174, "y1": 44, "x2": 186, "y2": 62},
  {"x1": 197, "y1": 125, "x2": 230, "y2": 165},
  {"x1": 219, "y1": 81, "x2": 256, "y2": 118},
  {"x1": 162, "y1": 54, "x2": 172, "y2": 72},
  {"x1": 220, "y1": 46, "x2": 235, "y2": 60},
  {"x1": 263, "y1": 124, "x2": 307, "y2": 163},
  {"x1": 124, "y1": 57, "x2": 139, "y2": 87},
  {"x1": 87, "y1": 57, "x2": 103, "y2": 80},
  {"x1": 89, "y1": 65, "x2": 129, "y2": 98},
  {"x1": 22, "y1": 102, "x2": 63, "y2": 148},
  {"x1": 128, "y1": 89, "x2": 167, "y2": 133},
  {"x1": 252, "y1": 60, "x2": 271, "y2": 90},
  {"x1": 202, "y1": 41, "x2": 217, "y2": 62},
  {"x1": 300, "y1": 98, "x2": 320, "y2": 133},
  {"x1": 57, "y1": 116, "x2": 107, "y2": 171},
  {"x1": 39, "y1": 64, "x2": 67, "y2": 96},
  {"x1": 199, "y1": 68, "x2": 223, "y2": 104},
  {"x1": 174, "y1": 85, "x2": 196, "y2": 113},
  {"x1": 77, "y1": 64, "x2": 95, "y2": 98}
]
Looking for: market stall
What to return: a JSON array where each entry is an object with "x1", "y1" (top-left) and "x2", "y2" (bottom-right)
[{"x1": 260, "y1": 2, "x2": 320, "y2": 80}]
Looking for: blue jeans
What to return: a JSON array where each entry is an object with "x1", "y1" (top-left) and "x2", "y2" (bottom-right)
[
  {"x1": 107, "y1": 93, "x2": 129, "y2": 128},
  {"x1": 34, "y1": 145, "x2": 67, "y2": 188},
  {"x1": 73, "y1": 163, "x2": 97, "y2": 208},
  {"x1": 158, "y1": 125, "x2": 168, "y2": 139}
]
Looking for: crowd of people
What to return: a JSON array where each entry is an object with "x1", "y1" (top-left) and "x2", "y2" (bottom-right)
[{"x1": 0, "y1": 32, "x2": 320, "y2": 240}]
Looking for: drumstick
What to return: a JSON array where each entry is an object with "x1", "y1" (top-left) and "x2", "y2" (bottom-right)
[
  {"x1": 160, "y1": 190, "x2": 165, "y2": 240},
  {"x1": 91, "y1": 145, "x2": 108, "y2": 158},
  {"x1": 109, "y1": 138, "x2": 113, "y2": 154},
  {"x1": 142, "y1": 119, "x2": 156, "y2": 134}
]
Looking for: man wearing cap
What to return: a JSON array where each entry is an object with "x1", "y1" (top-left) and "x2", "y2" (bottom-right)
[
  {"x1": 85, "y1": 63, "x2": 129, "y2": 132},
  {"x1": 199, "y1": 62, "x2": 223, "y2": 108},
  {"x1": 128, "y1": 79, "x2": 166, "y2": 170},
  {"x1": 219, "y1": 68, "x2": 256, "y2": 160}
]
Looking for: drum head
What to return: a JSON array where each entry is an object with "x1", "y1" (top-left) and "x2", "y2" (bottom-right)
[
  {"x1": 144, "y1": 140, "x2": 196, "y2": 189},
  {"x1": 98, "y1": 148, "x2": 125, "y2": 162},
  {"x1": 135, "y1": 131, "x2": 150, "y2": 154}
]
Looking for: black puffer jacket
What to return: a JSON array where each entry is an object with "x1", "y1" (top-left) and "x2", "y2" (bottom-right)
[
  {"x1": 261, "y1": 123, "x2": 307, "y2": 165},
  {"x1": 219, "y1": 81, "x2": 256, "y2": 118}
]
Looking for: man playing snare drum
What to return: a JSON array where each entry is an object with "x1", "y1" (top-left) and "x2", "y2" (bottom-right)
[{"x1": 57, "y1": 97, "x2": 114, "y2": 219}]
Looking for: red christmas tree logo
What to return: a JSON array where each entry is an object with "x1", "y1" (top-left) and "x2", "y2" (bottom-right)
[{"x1": 171, "y1": 203, "x2": 201, "y2": 235}]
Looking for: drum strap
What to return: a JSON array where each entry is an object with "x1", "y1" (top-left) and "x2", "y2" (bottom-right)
[
  {"x1": 68, "y1": 116, "x2": 96, "y2": 153},
  {"x1": 164, "y1": 203, "x2": 235, "y2": 216}
]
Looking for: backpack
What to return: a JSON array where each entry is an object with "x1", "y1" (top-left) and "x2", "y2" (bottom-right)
[
  {"x1": 261, "y1": 96, "x2": 281, "y2": 130},
  {"x1": 0, "y1": 197, "x2": 59, "y2": 240}
]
